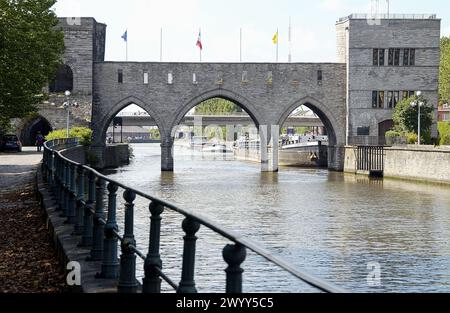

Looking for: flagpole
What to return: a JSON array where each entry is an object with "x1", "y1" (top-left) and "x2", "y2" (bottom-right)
[
  {"x1": 288, "y1": 17, "x2": 292, "y2": 63},
  {"x1": 160, "y1": 27, "x2": 163, "y2": 62},
  {"x1": 125, "y1": 29, "x2": 128, "y2": 61},
  {"x1": 240, "y1": 28, "x2": 242, "y2": 62},
  {"x1": 276, "y1": 28, "x2": 279, "y2": 63}
]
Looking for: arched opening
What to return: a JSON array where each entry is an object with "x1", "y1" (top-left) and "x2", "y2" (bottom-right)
[
  {"x1": 378, "y1": 119, "x2": 394, "y2": 145},
  {"x1": 170, "y1": 96, "x2": 262, "y2": 171},
  {"x1": 278, "y1": 98, "x2": 342, "y2": 170},
  {"x1": 98, "y1": 100, "x2": 164, "y2": 169},
  {"x1": 21, "y1": 116, "x2": 53, "y2": 146},
  {"x1": 49, "y1": 64, "x2": 73, "y2": 93}
]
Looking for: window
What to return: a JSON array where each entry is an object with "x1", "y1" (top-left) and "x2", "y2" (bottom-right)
[
  {"x1": 372, "y1": 91, "x2": 385, "y2": 109},
  {"x1": 394, "y1": 91, "x2": 400, "y2": 108},
  {"x1": 402, "y1": 90, "x2": 409, "y2": 100},
  {"x1": 388, "y1": 49, "x2": 394, "y2": 66},
  {"x1": 394, "y1": 49, "x2": 400, "y2": 66},
  {"x1": 168, "y1": 72, "x2": 173, "y2": 84},
  {"x1": 378, "y1": 91, "x2": 385, "y2": 108},
  {"x1": 403, "y1": 48, "x2": 415, "y2": 66},
  {"x1": 373, "y1": 49, "x2": 379, "y2": 66},
  {"x1": 193, "y1": 73, "x2": 197, "y2": 84},
  {"x1": 378, "y1": 49, "x2": 385, "y2": 66},
  {"x1": 373, "y1": 49, "x2": 385, "y2": 66},
  {"x1": 372, "y1": 91, "x2": 378, "y2": 108},
  {"x1": 143, "y1": 71, "x2": 149, "y2": 84},
  {"x1": 388, "y1": 91, "x2": 394, "y2": 108},
  {"x1": 317, "y1": 70, "x2": 323, "y2": 82},
  {"x1": 241, "y1": 71, "x2": 248, "y2": 83},
  {"x1": 118, "y1": 70, "x2": 123, "y2": 83},
  {"x1": 409, "y1": 49, "x2": 415, "y2": 66},
  {"x1": 357, "y1": 127, "x2": 370, "y2": 136},
  {"x1": 49, "y1": 65, "x2": 73, "y2": 92}
]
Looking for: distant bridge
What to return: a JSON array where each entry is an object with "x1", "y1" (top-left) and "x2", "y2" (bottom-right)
[{"x1": 117, "y1": 114, "x2": 324, "y2": 127}]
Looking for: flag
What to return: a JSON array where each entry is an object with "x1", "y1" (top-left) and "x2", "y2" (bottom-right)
[
  {"x1": 272, "y1": 30, "x2": 278, "y2": 45},
  {"x1": 121, "y1": 30, "x2": 128, "y2": 42},
  {"x1": 196, "y1": 30, "x2": 203, "y2": 50}
]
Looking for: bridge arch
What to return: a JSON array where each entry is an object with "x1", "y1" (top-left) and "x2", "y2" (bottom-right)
[
  {"x1": 96, "y1": 96, "x2": 166, "y2": 145},
  {"x1": 20, "y1": 115, "x2": 53, "y2": 146},
  {"x1": 277, "y1": 96, "x2": 345, "y2": 147},
  {"x1": 169, "y1": 88, "x2": 265, "y2": 136},
  {"x1": 277, "y1": 96, "x2": 346, "y2": 171}
]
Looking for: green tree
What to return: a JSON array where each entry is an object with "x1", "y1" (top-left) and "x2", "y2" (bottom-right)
[
  {"x1": 440, "y1": 37, "x2": 450, "y2": 105},
  {"x1": 0, "y1": 0, "x2": 65, "y2": 132},
  {"x1": 392, "y1": 95, "x2": 434, "y2": 142},
  {"x1": 195, "y1": 98, "x2": 243, "y2": 115}
]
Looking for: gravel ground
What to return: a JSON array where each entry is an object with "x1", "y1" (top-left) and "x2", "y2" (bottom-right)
[{"x1": 0, "y1": 147, "x2": 67, "y2": 292}]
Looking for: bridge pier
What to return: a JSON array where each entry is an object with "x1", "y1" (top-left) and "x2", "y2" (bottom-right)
[
  {"x1": 161, "y1": 139, "x2": 174, "y2": 172},
  {"x1": 327, "y1": 145, "x2": 345, "y2": 171}
]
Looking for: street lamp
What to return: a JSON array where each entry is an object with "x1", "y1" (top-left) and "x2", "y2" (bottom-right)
[
  {"x1": 62, "y1": 90, "x2": 79, "y2": 138},
  {"x1": 410, "y1": 91, "x2": 424, "y2": 145}
]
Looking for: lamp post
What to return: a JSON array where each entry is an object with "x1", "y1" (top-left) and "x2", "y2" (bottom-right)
[
  {"x1": 410, "y1": 91, "x2": 424, "y2": 145},
  {"x1": 63, "y1": 90, "x2": 79, "y2": 138}
]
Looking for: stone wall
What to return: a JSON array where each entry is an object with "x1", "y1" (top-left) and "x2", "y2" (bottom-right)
[
  {"x1": 337, "y1": 16, "x2": 441, "y2": 142},
  {"x1": 344, "y1": 145, "x2": 450, "y2": 184}
]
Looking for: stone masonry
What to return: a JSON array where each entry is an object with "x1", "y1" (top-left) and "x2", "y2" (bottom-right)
[{"x1": 35, "y1": 14, "x2": 441, "y2": 172}]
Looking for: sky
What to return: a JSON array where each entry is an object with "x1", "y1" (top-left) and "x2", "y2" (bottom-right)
[{"x1": 52, "y1": 0, "x2": 450, "y2": 63}]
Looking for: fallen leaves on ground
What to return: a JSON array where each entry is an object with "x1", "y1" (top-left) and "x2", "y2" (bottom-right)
[{"x1": 0, "y1": 183, "x2": 67, "y2": 293}]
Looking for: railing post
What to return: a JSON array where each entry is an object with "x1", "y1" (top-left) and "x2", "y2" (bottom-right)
[
  {"x1": 67, "y1": 164, "x2": 77, "y2": 224},
  {"x1": 142, "y1": 202, "x2": 164, "y2": 293},
  {"x1": 223, "y1": 243, "x2": 247, "y2": 293},
  {"x1": 98, "y1": 182, "x2": 120, "y2": 279},
  {"x1": 177, "y1": 217, "x2": 201, "y2": 293},
  {"x1": 118, "y1": 189, "x2": 138, "y2": 293},
  {"x1": 89, "y1": 178, "x2": 105, "y2": 261},
  {"x1": 80, "y1": 172, "x2": 95, "y2": 247},
  {"x1": 61, "y1": 162, "x2": 69, "y2": 217},
  {"x1": 74, "y1": 165, "x2": 85, "y2": 235}
]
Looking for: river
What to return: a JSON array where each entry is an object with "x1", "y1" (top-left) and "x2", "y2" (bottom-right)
[{"x1": 104, "y1": 143, "x2": 450, "y2": 293}]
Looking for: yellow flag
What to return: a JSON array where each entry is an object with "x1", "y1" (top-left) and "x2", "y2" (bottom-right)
[{"x1": 272, "y1": 31, "x2": 278, "y2": 44}]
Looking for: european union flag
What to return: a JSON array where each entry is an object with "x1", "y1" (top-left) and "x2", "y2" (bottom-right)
[{"x1": 121, "y1": 30, "x2": 127, "y2": 42}]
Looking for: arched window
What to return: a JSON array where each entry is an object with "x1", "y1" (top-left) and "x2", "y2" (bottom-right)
[{"x1": 49, "y1": 65, "x2": 73, "y2": 92}]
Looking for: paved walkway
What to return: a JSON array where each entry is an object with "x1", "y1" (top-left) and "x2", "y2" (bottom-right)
[{"x1": 0, "y1": 147, "x2": 66, "y2": 292}]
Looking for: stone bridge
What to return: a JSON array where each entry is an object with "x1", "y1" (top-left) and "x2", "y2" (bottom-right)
[{"x1": 91, "y1": 62, "x2": 347, "y2": 171}]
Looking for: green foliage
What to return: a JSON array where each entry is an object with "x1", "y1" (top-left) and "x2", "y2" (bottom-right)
[
  {"x1": 195, "y1": 98, "x2": 243, "y2": 115},
  {"x1": 148, "y1": 128, "x2": 160, "y2": 139},
  {"x1": 406, "y1": 132, "x2": 418, "y2": 144},
  {"x1": 0, "y1": 0, "x2": 65, "y2": 131},
  {"x1": 438, "y1": 121, "x2": 450, "y2": 145},
  {"x1": 45, "y1": 127, "x2": 93, "y2": 146},
  {"x1": 440, "y1": 37, "x2": 450, "y2": 105},
  {"x1": 392, "y1": 95, "x2": 434, "y2": 140},
  {"x1": 281, "y1": 127, "x2": 313, "y2": 135}
]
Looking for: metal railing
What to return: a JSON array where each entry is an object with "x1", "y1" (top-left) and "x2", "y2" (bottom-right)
[
  {"x1": 356, "y1": 146, "x2": 384, "y2": 173},
  {"x1": 42, "y1": 138, "x2": 347, "y2": 293}
]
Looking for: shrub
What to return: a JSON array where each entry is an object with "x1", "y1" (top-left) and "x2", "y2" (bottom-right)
[
  {"x1": 438, "y1": 121, "x2": 450, "y2": 146},
  {"x1": 46, "y1": 127, "x2": 93, "y2": 146},
  {"x1": 406, "y1": 132, "x2": 418, "y2": 144}
]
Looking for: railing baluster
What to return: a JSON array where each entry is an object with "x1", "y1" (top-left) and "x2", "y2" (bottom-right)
[
  {"x1": 67, "y1": 164, "x2": 77, "y2": 224},
  {"x1": 90, "y1": 178, "x2": 105, "y2": 261},
  {"x1": 61, "y1": 162, "x2": 69, "y2": 217},
  {"x1": 99, "y1": 182, "x2": 120, "y2": 279},
  {"x1": 223, "y1": 244, "x2": 247, "y2": 294},
  {"x1": 118, "y1": 189, "x2": 138, "y2": 293},
  {"x1": 80, "y1": 172, "x2": 95, "y2": 247},
  {"x1": 142, "y1": 202, "x2": 164, "y2": 293},
  {"x1": 177, "y1": 217, "x2": 201, "y2": 293},
  {"x1": 74, "y1": 165, "x2": 85, "y2": 235}
]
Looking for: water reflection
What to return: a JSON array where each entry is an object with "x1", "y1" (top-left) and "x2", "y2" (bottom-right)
[{"x1": 105, "y1": 144, "x2": 450, "y2": 292}]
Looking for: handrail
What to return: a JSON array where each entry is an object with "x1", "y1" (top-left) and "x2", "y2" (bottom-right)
[{"x1": 42, "y1": 138, "x2": 347, "y2": 293}]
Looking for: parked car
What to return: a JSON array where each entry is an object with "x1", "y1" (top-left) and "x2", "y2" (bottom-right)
[{"x1": 0, "y1": 134, "x2": 22, "y2": 152}]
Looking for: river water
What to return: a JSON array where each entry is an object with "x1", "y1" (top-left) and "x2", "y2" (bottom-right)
[{"x1": 104, "y1": 143, "x2": 450, "y2": 293}]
